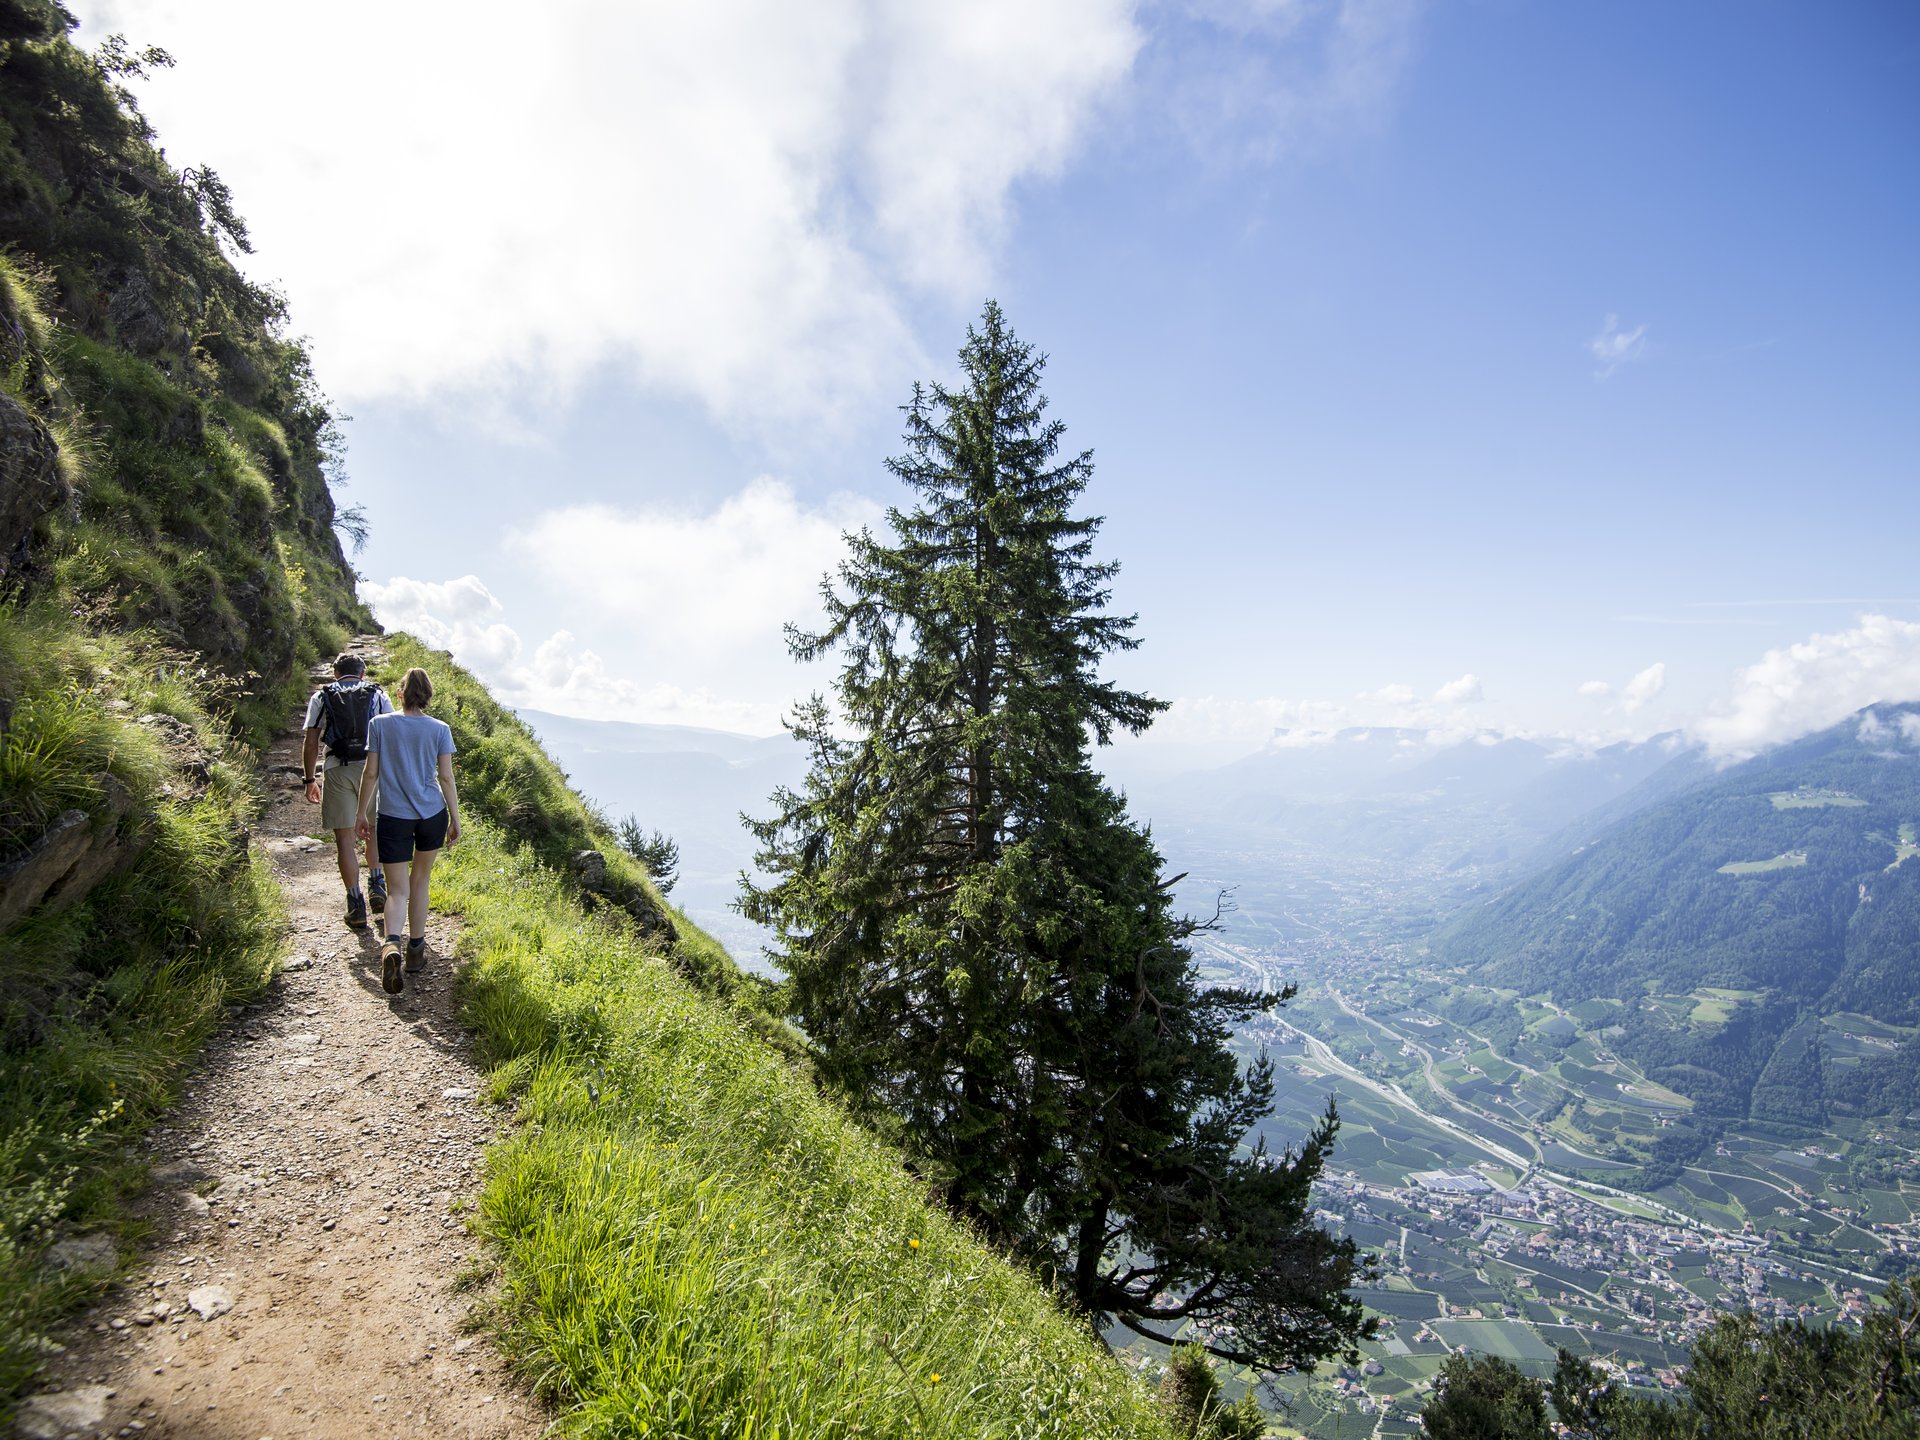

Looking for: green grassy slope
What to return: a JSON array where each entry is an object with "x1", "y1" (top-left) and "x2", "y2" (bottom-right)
[{"x1": 383, "y1": 635, "x2": 1184, "y2": 1437}]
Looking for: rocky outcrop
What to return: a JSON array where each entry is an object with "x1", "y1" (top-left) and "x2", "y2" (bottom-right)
[
  {"x1": 0, "y1": 387, "x2": 65, "y2": 583},
  {"x1": 0, "y1": 773, "x2": 150, "y2": 929},
  {"x1": 106, "y1": 268, "x2": 176, "y2": 355},
  {"x1": 570, "y1": 847, "x2": 680, "y2": 947}
]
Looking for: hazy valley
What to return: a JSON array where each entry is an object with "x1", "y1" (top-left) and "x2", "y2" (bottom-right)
[{"x1": 532, "y1": 702, "x2": 1920, "y2": 1435}]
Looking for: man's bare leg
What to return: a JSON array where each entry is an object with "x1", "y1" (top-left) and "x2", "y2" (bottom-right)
[{"x1": 332, "y1": 828, "x2": 362, "y2": 891}]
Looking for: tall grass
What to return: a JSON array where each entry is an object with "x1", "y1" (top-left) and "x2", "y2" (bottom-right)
[
  {"x1": 0, "y1": 603, "x2": 283, "y2": 1408},
  {"x1": 439, "y1": 823, "x2": 1176, "y2": 1438}
]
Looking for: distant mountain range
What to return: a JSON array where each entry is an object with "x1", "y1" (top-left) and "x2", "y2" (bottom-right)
[
  {"x1": 1127, "y1": 725, "x2": 1708, "y2": 875},
  {"x1": 1432, "y1": 703, "x2": 1920, "y2": 1127}
]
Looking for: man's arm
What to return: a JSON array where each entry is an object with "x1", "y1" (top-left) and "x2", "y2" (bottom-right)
[{"x1": 302, "y1": 728, "x2": 322, "y2": 804}]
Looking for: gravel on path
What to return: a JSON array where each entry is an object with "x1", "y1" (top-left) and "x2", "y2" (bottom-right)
[{"x1": 17, "y1": 646, "x2": 544, "y2": 1440}]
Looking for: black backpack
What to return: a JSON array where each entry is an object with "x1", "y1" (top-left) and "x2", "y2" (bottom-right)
[{"x1": 319, "y1": 681, "x2": 383, "y2": 762}]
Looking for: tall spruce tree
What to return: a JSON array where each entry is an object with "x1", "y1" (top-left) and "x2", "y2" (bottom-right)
[{"x1": 743, "y1": 302, "x2": 1371, "y2": 1374}]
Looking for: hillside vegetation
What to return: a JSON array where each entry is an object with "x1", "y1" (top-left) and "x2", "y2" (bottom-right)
[
  {"x1": 0, "y1": 1, "x2": 365, "y2": 1407},
  {"x1": 1433, "y1": 704, "x2": 1920, "y2": 1131}
]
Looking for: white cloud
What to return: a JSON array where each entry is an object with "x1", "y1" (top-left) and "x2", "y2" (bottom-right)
[
  {"x1": 1152, "y1": 695, "x2": 1353, "y2": 746},
  {"x1": 1578, "y1": 679, "x2": 1612, "y2": 698},
  {"x1": 1621, "y1": 662, "x2": 1667, "y2": 713},
  {"x1": 514, "y1": 479, "x2": 883, "y2": 654},
  {"x1": 1692, "y1": 615, "x2": 1920, "y2": 759},
  {"x1": 363, "y1": 479, "x2": 882, "y2": 730},
  {"x1": 359, "y1": 576, "x2": 523, "y2": 672},
  {"x1": 520, "y1": 631, "x2": 785, "y2": 732},
  {"x1": 82, "y1": 0, "x2": 1139, "y2": 429},
  {"x1": 1587, "y1": 314, "x2": 1649, "y2": 378},
  {"x1": 1434, "y1": 672, "x2": 1482, "y2": 704},
  {"x1": 364, "y1": 575, "x2": 797, "y2": 732}
]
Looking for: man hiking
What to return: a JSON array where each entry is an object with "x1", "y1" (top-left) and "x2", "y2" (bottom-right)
[{"x1": 302, "y1": 652, "x2": 392, "y2": 928}]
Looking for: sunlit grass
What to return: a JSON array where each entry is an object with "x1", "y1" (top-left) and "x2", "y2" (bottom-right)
[
  {"x1": 440, "y1": 824, "x2": 1175, "y2": 1438},
  {"x1": 0, "y1": 603, "x2": 283, "y2": 1405}
]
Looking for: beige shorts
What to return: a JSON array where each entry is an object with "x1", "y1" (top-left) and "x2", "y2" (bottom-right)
[{"x1": 320, "y1": 759, "x2": 372, "y2": 831}]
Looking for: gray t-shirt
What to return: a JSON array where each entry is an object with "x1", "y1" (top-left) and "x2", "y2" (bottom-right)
[
  {"x1": 366, "y1": 712, "x2": 456, "y2": 821},
  {"x1": 303, "y1": 679, "x2": 393, "y2": 767}
]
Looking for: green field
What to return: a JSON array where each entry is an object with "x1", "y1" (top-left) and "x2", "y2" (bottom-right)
[
  {"x1": 1888, "y1": 821, "x2": 1919, "y2": 869},
  {"x1": 1769, "y1": 788, "x2": 1866, "y2": 809},
  {"x1": 1718, "y1": 850, "x2": 1809, "y2": 875},
  {"x1": 1430, "y1": 1319, "x2": 1556, "y2": 1365},
  {"x1": 1689, "y1": 987, "x2": 1759, "y2": 1026}
]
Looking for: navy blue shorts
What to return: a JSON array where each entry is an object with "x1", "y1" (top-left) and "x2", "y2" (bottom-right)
[{"x1": 376, "y1": 809, "x2": 449, "y2": 864}]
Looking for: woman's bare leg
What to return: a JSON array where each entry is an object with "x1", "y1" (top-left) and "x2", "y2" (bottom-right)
[
  {"x1": 408, "y1": 849, "x2": 439, "y2": 944},
  {"x1": 384, "y1": 857, "x2": 412, "y2": 942}
]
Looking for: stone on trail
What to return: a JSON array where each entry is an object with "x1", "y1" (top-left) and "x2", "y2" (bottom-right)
[
  {"x1": 13, "y1": 1384, "x2": 114, "y2": 1439},
  {"x1": 41, "y1": 1233, "x2": 116, "y2": 1279},
  {"x1": 187, "y1": 1284, "x2": 234, "y2": 1320}
]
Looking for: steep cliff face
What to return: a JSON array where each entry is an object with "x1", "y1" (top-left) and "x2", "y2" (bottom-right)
[{"x1": 0, "y1": 0, "x2": 365, "y2": 700}]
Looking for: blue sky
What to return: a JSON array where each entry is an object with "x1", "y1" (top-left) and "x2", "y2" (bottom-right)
[{"x1": 90, "y1": 0, "x2": 1920, "y2": 760}]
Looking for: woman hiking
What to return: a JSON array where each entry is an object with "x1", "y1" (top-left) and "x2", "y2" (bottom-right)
[{"x1": 354, "y1": 666, "x2": 461, "y2": 995}]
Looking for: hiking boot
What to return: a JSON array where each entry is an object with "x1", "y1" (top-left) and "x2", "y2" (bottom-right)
[
  {"x1": 367, "y1": 870, "x2": 387, "y2": 915},
  {"x1": 345, "y1": 890, "x2": 368, "y2": 930},
  {"x1": 405, "y1": 936, "x2": 428, "y2": 972},
  {"x1": 380, "y1": 939, "x2": 404, "y2": 995}
]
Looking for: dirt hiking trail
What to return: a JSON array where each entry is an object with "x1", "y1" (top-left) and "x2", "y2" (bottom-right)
[{"x1": 17, "y1": 643, "x2": 543, "y2": 1440}]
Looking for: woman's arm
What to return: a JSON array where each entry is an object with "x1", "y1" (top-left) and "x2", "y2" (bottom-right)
[
  {"x1": 437, "y1": 750, "x2": 461, "y2": 846},
  {"x1": 354, "y1": 750, "x2": 381, "y2": 840}
]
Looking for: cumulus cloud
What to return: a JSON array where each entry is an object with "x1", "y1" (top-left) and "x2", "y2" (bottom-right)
[
  {"x1": 1434, "y1": 672, "x2": 1483, "y2": 704},
  {"x1": 364, "y1": 479, "x2": 882, "y2": 730},
  {"x1": 84, "y1": 0, "x2": 1139, "y2": 429},
  {"x1": 513, "y1": 479, "x2": 883, "y2": 653},
  {"x1": 359, "y1": 576, "x2": 524, "y2": 672},
  {"x1": 1692, "y1": 615, "x2": 1920, "y2": 759},
  {"x1": 519, "y1": 631, "x2": 785, "y2": 732},
  {"x1": 1588, "y1": 314, "x2": 1649, "y2": 378},
  {"x1": 1621, "y1": 662, "x2": 1667, "y2": 713},
  {"x1": 364, "y1": 575, "x2": 797, "y2": 731},
  {"x1": 1578, "y1": 679, "x2": 1612, "y2": 698}
]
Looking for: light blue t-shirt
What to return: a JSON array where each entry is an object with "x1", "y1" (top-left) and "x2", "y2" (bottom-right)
[{"x1": 367, "y1": 712, "x2": 455, "y2": 821}]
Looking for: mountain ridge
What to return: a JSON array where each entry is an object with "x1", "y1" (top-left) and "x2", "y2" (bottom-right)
[{"x1": 1431, "y1": 702, "x2": 1920, "y2": 1127}]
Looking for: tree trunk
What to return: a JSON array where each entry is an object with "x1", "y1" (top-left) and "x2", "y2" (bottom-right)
[{"x1": 1073, "y1": 1197, "x2": 1110, "y2": 1311}]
